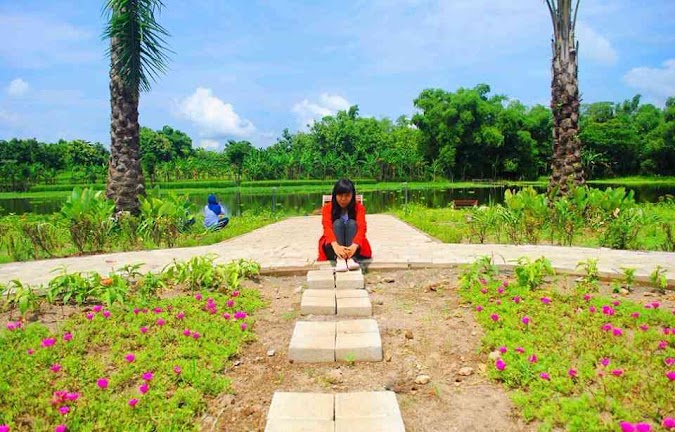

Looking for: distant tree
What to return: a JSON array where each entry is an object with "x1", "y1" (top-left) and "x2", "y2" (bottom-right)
[
  {"x1": 103, "y1": 0, "x2": 171, "y2": 213},
  {"x1": 224, "y1": 140, "x2": 254, "y2": 183}
]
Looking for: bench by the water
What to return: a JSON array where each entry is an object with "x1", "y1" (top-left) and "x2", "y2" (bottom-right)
[{"x1": 452, "y1": 199, "x2": 478, "y2": 208}]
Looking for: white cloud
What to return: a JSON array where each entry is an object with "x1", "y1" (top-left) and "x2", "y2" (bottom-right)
[
  {"x1": 176, "y1": 87, "x2": 255, "y2": 138},
  {"x1": 0, "y1": 13, "x2": 96, "y2": 68},
  {"x1": 7, "y1": 78, "x2": 29, "y2": 97},
  {"x1": 198, "y1": 139, "x2": 221, "y2": 150},
  {"x1": 292, "y1": 93, "x2": 351, "y2": 128},
  {"x1": 623, "y1": 59, "x2": 675, "y2": 106},
  {"x1": 576, "y1": 22, "x2": 618, "y2": 65}
]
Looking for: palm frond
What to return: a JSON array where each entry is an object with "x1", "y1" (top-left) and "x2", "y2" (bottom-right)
[{"x1": 102, "y1": 0, "x2": 172, "y2": 92}]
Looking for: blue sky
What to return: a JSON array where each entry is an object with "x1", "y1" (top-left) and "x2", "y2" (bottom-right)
[{"x1": 0, "y1": 0, "x2": 673, "y2": 150}]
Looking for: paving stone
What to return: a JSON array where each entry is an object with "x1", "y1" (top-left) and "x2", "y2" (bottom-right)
[
  {"x1": 301, "y1": 294, "x2": 336, "y2": 315},
  {"x1": 335, "y1": 271, "x2": 364, "y2": 290},
  {"x1": 307, "y1": 270, "x2": 335, "y2": 290},
  {"x1": 335, "y1": 332, "x2": 382, "y2": 362},
  {"x1": 335, "y1": 290, "x2": 369, "y2": 299},
  {"x1": 336, "y1": 297, "x2": 372, "y2": 317},
  {"x1": 336, "y1": 319, "x2": 379, "y2": 334},
  {"x1": 288, "y1": 322, "x2": 336, "y2": 362},
  {"x1": 335, "y1": 391, "x2": 401, "y2": 419},
  {"x1": 267, "y1": 392, "x2": 334, "y2": 420},
  {"x1": 265, "y1": 419, "x2": 335, "y2": 432},
  {"x1": 334, "y1": 416, "x2": 405, "y2": 432},
  {"x1": 303, "y1": 289, "x2": 337, "y2": 298}
]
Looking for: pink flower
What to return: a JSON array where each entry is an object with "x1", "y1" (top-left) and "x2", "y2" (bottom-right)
[
  {"x1": 612, "y1": 301, "x2": 620, "y2": 306},
  {"x1": 540, "y1": 372, "x2": 550, "y2": 380},
  {"x1": 50, "y1": 364, "x2": 62, "y2": 373},
  {"x1": 41, "y1": 338, "x2": 56, "y2": 348},
  {"x1": 620, "y1": 422, "x2": 635, "y2": 432},
  {"x1": 497, "y1": 287, "x2": 504, "y2": 294},
  {"x1": 662, "y1": 417, "x2": 675, "y2": 429},
  {"x1": 631, "y1": 312, "x2": 640, "y2": 318},
  {"x1": 601, "y1": 323, "x2": 612, "y2": 331},
  {"x1": 540, "y1": 297, "x2": 551, "y2": 304},
  {"x1": 241, "y1": 323, "x2": 248, "y2": 331},
  {"x1": 665, "y1": 358, "x2": 675, "y2": 367},
  {"x1": 502, "y1": 281, "x2": 509, "y2": 288},
  {"x1": 568, "y1": 369, "x2": 577, "y2": 378},
  {"x1": 651, "y1": 302, "x2": 660, "y2": 309},
  {"x1": 611, "y1": 369, "x2": 624, "y2": 377},
  {"x1": 602, "y1": 306, "x2": 615, "y2": 316},
  {"x1": 153, "y1": 307, "x2": 163, "y2": 314},
  {"x1": 128, "y1": 399, "x2": 138, "y2": 407},
  {"x1": 156, "y1": 318, "x2": 165, "y2": 326},
  {"x1": 194, "y1": 293, "x2": 202, "y2": 301},
  {"x1": 192, "y1": 332, "x2": 201, "y2": 339},
  {"x1": 93, "y1": 305, "x2": 103, "y2": 313},
  {"x1": 475, "y1": 306, "x2": 483, "y2": 312},
  {"x1": 227, "y1": 299, "x2": 235, "y2": 307},
  {"x1": 176, "y1": 312, "x2": 185, "y2": 320},
  {"x1": 495, "y1": 300, "x2": 502, "y2": 305},
  {"x1": 223, "y1": 313, "x2": 231, "y2": 320},
  {"x1": 173, "y1": 366, "x2": 181, "y2": 374},
  {"x1": 498, "y1": 346, "x2": 507, "y2": 354},
  {"x1": 63, "y1": 332, "x2": 72, "y2": 342},
  {"x1": 139, "y1": 383, "x2": 149, "y2": 394},
  {"x1": 600, "y1": 358, "x2": 610, "y2": 367},
  {"x1": 640, "y1": 324, "x2": 649, "y2": 331},
  {"x1": 666, "y1": 371, "x2": 675, "y2": 381},
  {"x1": 27, "y1": 349, "x2": 34, "y2": 355},
  {"x1": 658, "y1": 340, "x2": 669, "y2": 350},
  {"x1": 102, "y1": 310, "x2": 111, "y2": 318},
  {"x1": 521, "y1": 316, "x2": 531, "y2": 325},
  {"x1": 636, "y1": 423, "x2": 652, "y2": 432},
  {"x1": 480, "y1": 288, "x2": 488, "y2": 294},
  {"x1": 142, "y1": 371, "x2": 153, "y2": 381},
  {"x1": 140, "y1": 326, "x2": 148, "y2": 334},
  {"x1": 529, "y1": 354, "x2": 538, "y2": 363},
  {"x1": 512, "y1": 296, "x2": 521, "y2": 303},
  {"x1": 133, "y1": 308, "x2": 141, "y2": 315},
  {"x1": 583, "y1": 294, "x2": 592, "y2": 301},
  {"x1": 645, "y1": 304, "x2": 653, "y2": 309},
  {"x1": 234, "y1": 311, "x2": 247, "y2": 320},
  {"x1": 0, "y1": 425, "x2": 9, "y2": 432},
  {"x1": 59, "y1": 406, "x2": 69, "y2": 415},
  {"x1": 125, "y1": 353, "x2": 135, "y2": 363},
  {"x1": 66, "y1": 393, "x2": 79, "y2": 401},
  {"x1": 664, "y1": 327, "x2": 671, "y2": 335},
  {"x1": 515, "y1": 347, "x2": 525, "y2": 354},
  {"x1": 232, "y1": 291, "x2": 240, "y2": 297},
  {"x1": 495, "y1": 358, "x2": 506, "y2": 371},
  {"x1": 480, "y1": 278, "x2": 487, "y2": 285},
  {"x1": 97, "y1": 378, "x2": 109, "y2": 389},
  {"x1": 490, "y1": 314, "x2": 499, "y2": 322},
  {"x1": 6, "y1": 322, "x2": 18, "y2": 331},
  {"x1": 183, "y1": 328, "x2": 191, "y2": 336},
  {"x1": 589, "y1": 306, "x2": 597, "y2": 313},
  {"x1": 612, "y1": 328, "x2": 624, "y2": 336},
  {"x1": 55, "y1": 425, "x2": 68, "y2": 432}
]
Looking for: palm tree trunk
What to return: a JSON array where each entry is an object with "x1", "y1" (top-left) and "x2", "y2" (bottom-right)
[
  {"x1": 106, "y1": 37, "x2": 145, "y2": 214},
  {"x1": 548, "y1": 1, "x2": 585, "y2": 195}
]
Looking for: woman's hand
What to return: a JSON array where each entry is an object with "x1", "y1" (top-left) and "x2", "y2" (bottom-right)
[
  {"x1": 331, "y1": 242, "x2": 349, "y2": 259},
  {"x1": 345, "y1": 244, "x2": 359, "y2": 258}
]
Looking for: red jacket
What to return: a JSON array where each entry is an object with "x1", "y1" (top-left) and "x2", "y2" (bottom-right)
[{"x1": 317, "y1": 201, "x2": 372, "y2": 261}]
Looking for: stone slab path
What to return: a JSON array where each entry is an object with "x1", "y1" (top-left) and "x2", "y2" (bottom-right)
[{"x1": 1, "y1": 215, "x2": 674, "y2": 286}]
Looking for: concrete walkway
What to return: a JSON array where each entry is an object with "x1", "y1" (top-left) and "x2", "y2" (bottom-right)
[{"x1": 1, "y1": 215, "x2": 673, "y2": 286}]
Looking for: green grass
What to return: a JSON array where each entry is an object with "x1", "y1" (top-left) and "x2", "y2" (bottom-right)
[
  {"x1": 458, "y1": 260, "x2": 674, "y2": 431},
  {"x1": 393, "y1": 202, "x2": 675, "y2": 251},
  {"x1": 0, "y1": 288, "x2": 264, "y2": 431}
]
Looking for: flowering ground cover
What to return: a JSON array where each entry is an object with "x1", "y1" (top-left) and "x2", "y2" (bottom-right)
[
  {"x1": 459, "y1": 257, "x2": 675, "y2": 431},
  {"x1": 0, "y1": 289, "x2": 263, "y2": 431}
]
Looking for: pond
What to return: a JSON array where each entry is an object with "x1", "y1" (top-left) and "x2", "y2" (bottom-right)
[{"x1": 0, "y1": 184, "x2": 673, "y2": 216}]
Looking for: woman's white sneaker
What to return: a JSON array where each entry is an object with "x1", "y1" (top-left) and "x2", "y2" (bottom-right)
[
  {"x1": 335, "y1": 259, "x2": 348, "y2": 272},
  {"x1": 346, "y1": 258, "x2": 360, "y2": 270}
]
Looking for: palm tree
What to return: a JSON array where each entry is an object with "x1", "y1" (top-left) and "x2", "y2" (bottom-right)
[
  {"x1": 103, "y1": 0, "x2": 170, "y2": 213},
  {"x1": 545, "y1": 0, "x2": 585, "y2": 195}
]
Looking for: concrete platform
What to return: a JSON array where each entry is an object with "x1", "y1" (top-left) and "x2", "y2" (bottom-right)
[
  {"x1": 335, "y1": 319, "x2": 382, "y2": 362},
  {"x1": 336, "y1": 290, "x2": 369, "y2": 299},
  {"x1": 336, "y1": 297, "x2": 372, "y2": 317},
  {"x1": 264, "y1": 391, "x2": 405, "y2": 432},
  {"x1": 301, "y1": 290, "x2": 336, "y2": 315},
  {"x1": 335, "y1": 271, "x2": 364, "y2": 290},
  {"x1": 288, "y1": 322, "x2": 336, "y2": 362},
  {"x1": 307, "y1": 270, "x2": 335, "y2": 290}
]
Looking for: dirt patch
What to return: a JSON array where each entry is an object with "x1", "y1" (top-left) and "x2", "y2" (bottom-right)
[{"x1": 201, "y1": 269, "x2": 538, "y2": 432}]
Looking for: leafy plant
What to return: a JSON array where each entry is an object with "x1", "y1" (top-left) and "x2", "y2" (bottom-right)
[
  {"x1": 513, "y1": 256, "x2": 554, "y2": 290},
  {"x1": 467, "y1": 205, "x2": 500, "y2": 244},
  {"x1": 7, "y1": 279, "x2": 40, "y2": 317},
  {"x1": 649, "y1": 265, "x2": 668, "y2": 294},
  {"x1": 621, "y1": 267, "x2": 636, "y2": 290},
  {"x1": 60, "y1": 187, "x2": 115, "y2": 252},
  {"x1": 19, "y1": 221, "x2": 61, "y2": 258}
]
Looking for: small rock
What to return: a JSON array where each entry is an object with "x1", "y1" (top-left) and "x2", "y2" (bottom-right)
[
  {"x1": 470, "y1": 331, "x2": 477, "y2": 336},
  {"x1": 619, "y1": 288, "x2": 630, "y2": 296},
  {"x1": 643, "y1": 292, "x2": 653, "y2": 297},
  {"x1": 254, "y1": 356, "x2": 262, "y2": 362},
  {"x1": 458, "y1": 367, "x2": 474, "y2": 376},
  {"x1": 404, "y1": 330, "x2": 414, "y2": 340},
  {"x1": 233, "y1": 360, "x2": 242, "y2": 366},
  {"x1": 385, "y1": 352, "x2": 393, "y2": 362},
  {"x1": 384, "y1": 372, "x2": 397, "y2": 390},
  {"x1": 326, "y1": 369, "x2": 343, "y2": 384},
  {"x1": 267, "y1": 349, "x2": 276, "y2": 357},
  {"x1": 242, "y1": 404, "x2": 261, "y2": 416},
  {"x1": 488, "y1": 351, "x2": 500, "y2": 361},
  {"x1": 384, "y1": 277, "x2": 395, "y2": 283},
  {"x1": 221, "y1": 394, "x2": 235, "y2": 406},
  {"x1": 374, "y1": 300, "x2": 384, "y2": 306},
  {"x1": 293, "y1": 286, "x2": 302, "y2": 294},
  {"x1": 415, "y1": 374, "x2": 431, "y2": 385}
]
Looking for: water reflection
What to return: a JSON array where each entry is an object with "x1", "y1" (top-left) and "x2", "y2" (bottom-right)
[{"x1": 0, "y1": 184, "x2": 673, "y2": 216}]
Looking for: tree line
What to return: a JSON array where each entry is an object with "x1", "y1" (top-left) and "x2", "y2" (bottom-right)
[{"x1": 1, "y1": 86, "x2": 674, "y2": 192}]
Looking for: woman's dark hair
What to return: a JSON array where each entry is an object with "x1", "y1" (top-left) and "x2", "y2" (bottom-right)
[{"x1": 331, "y1": 178, "x2": 357, "y2": 222}]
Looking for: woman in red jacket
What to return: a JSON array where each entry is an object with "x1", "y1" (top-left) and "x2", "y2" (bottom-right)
[{"x1": 318, "y1": 179, "x2": 372, "y2": 271}]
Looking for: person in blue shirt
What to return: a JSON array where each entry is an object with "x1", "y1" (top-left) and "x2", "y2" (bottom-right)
[{"x1": 204, "y1": 194, "x2": 229, "y2": 230}]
